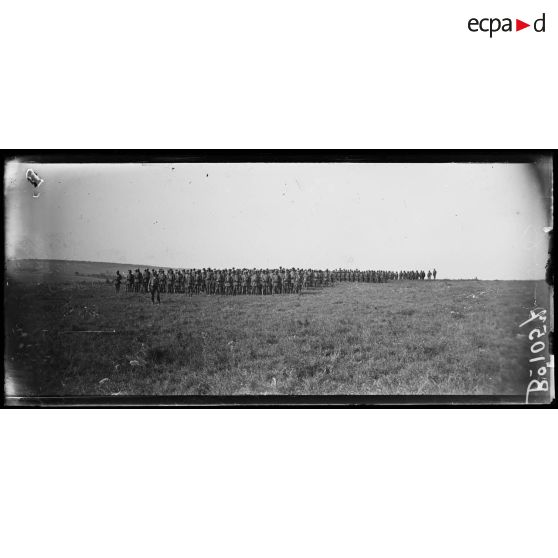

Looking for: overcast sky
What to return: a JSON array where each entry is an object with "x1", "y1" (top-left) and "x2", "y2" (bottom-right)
[{"x1": 4, "y1": 161, "x2": 550, "y2": 279}]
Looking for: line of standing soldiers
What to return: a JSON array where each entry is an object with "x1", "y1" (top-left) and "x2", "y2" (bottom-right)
[
  {"x1": 114, "y1": 269, "x2": 162, "y2": 302},
  {"x1": 332, "y1": 269, "x2": 436, "y2": 282},
  {"x1": 114, "y1": 267, "x2": 437, "y2": 296}
]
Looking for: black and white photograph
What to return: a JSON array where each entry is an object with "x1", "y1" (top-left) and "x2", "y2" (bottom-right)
[
  {"x1": 2, "y1": 3, "x2": 557, "y2": 558},
  {"x1": 3, "y1": 152, "x2": 553, "y2": 405}
]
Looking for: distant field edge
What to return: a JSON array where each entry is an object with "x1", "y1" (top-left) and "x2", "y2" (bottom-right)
[
  {"x1": 4, "y1": 258, "x2": 546, "y2": 282},
  {"x1": 5, "y1": 258, "x2": 155, "y2": 268}
]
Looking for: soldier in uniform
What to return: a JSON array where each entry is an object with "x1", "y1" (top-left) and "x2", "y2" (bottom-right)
[
  {"x1": 139, "y1": 269, "x2": 144, "y2": 291},
  {"x1": 212, "y1": 269, "x2": 221, "y2": 295},
  {"x1": 283, "y1": 269, "x2": 293, "y2": 294},
  {"x1": 291, "y1": 269, "x2": 298, "y2": 294},
  {"x1": 241, "y1": 270, "x2": 249, "y2": 295},
  {"x1": 260, "y1": 269, "x2": 269, "y2": 295},
  {"x1": 205, "y1": 269, "x2": 213, "y2": 295},
  {"x1": 267, "y1": 269, "x2": 274, "y2": 295},
  {"x1": 114, "y1": 271, "x2": 122, "y2": 293},
  {"x1": 181, "y1": 269, "x2": 187, "y2": 293},
  {"x1": 182, "y1": 270, "x2": 188, "y2": 295},
  {"x1": 212, "y1": 268, "x2": 218, "y2": 295},
  {"x1": 198, "y1": 269, "x2": 203, "y2": 294},
  {"x1": 176, "y1": 270, "x2": 183, "y2": 293},
  {"x1": 188, "y1": 269, "x2": 194, "y2": 295},
  {"x1": 149, "y1": 271, "x2": 161, "y2": 304},
  {"x1": 156, "y1": 270, "x2": 164, "y2": 293},
  {"x1": 273, "y1": 268, "x2": 281, "y2": 294},
  {"x1": 229, "y1": 269, "x2": 235, "y2": 295},
  {"x1": 193, "y1": 269, "x2": 200, "y2": 295},
  {"x1": 271, "y1": 269, "x2": 279, "y2": 294},
  {"x1": 224, "y1": 269, "x2": 232, "y2": 296},
  {"x1": 143, "y1": 268, "x2": 151, "y2": 293},
  {"x1": 135, "y1": 269, "x2": 142, "y2": 292},
  {"x1": 233, "y1": 269, "x2": 241, "y2": 296},
  {"x1": 296, "y1": 270, "x2": 303, "y2": 294},
  {"x1": 250, "y1": 270, "x2": 260, "y2": 295},
  {"x1": 281, "y1": 269, "x2": 289, "y2": 294},
  {"x1": 168, "y1": 269, "x2": 175, "y2": 293},
  {"x1": 187, "y1": 270, "x2": 195, "y2": 296},
  {"x1": 302, "y1": 269, "x2": 309, "y2": 290},
  {"x1": 259, "y1": 269, "x2": 265, "y2": 295},
  {"x1": 433, "y1": 268, "x2": 437, "y2": 280}
]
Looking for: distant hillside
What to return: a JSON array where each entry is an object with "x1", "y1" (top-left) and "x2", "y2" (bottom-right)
[{"x1": 5, "y1": 259, "x2": 153, "y2": 284}]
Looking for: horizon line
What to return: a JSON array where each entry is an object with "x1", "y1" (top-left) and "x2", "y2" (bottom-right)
[{"x1": 5, "y1": 258, "x2": 545, "y2": 281}]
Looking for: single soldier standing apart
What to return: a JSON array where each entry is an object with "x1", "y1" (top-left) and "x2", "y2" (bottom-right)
[
  {"x1": 433, "y1": 268, "x2": 437, "y2": 280},
  {"x1": 149, "y1": 271, "x2": 161, "y2": 304},
  {"x1": 143, "y1": 268, "x2": 151, "y2": 293},
  {"x1": 114, "y1": 270, "x2": 122, "y2": 293}
]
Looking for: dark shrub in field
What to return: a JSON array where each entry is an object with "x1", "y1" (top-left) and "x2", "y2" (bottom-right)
[
  {"x1": 147, "y1": 334, "x2": 205, "y2": 368},
  {"x1": 147, "y1": 346, "x2": 170, "y2": 364},
  {"x1": 399, "y1": 308, "x2": 416, "y2": 316}
]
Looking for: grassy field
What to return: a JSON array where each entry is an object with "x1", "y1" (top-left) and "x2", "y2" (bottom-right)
[{"x1": 5, "y1": 273, "x2": 544, "y2": 397}]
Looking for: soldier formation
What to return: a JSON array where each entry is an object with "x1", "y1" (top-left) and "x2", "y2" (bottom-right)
[{"x1": 114, "y1": 267, "x2": 437, "y2": 301}]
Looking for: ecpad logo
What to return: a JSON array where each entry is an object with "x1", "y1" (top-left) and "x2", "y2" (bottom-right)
[{"x1": 468, "y1": 13, "x2": 546, "y2": 37}]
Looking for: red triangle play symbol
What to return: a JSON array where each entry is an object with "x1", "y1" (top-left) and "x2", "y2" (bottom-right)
[{"x1": 516, "y1": 19, "x2": 530, "y2": 31}]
